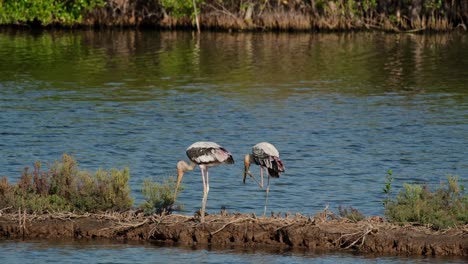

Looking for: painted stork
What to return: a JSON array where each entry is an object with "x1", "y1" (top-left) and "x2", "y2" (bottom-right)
[
  {"x1": 175, "y1": 141, "x2": 234, "y2": 222},
  {"x1": 243, "y1": 142, "x2": 285, "y2": 216}
]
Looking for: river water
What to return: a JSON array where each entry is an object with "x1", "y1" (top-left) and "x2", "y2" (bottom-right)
[{"x1": 0, "y1": 29, "x2": 467, "y2": 263}]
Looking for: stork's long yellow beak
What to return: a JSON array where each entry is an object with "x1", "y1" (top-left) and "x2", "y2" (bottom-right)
[{"x1": 243, "y1": 166, "x2": 248, "y2": 184}]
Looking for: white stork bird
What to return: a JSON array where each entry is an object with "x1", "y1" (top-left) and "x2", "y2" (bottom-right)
[
  {"x1": 243, "y1": 142, "x2": 285, "y2": 216},
  {"x1": 175, "y1": 141, "x2": 234, "y2": 222}
]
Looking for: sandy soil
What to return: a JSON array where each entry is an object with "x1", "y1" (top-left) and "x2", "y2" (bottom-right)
[{"x1": 0, "y1": 211, "x2": 466, "y2": 256}]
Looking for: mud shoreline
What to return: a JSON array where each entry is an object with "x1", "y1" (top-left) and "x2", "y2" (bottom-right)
[{"x1": 0, "y1": 212, "x2": 466, "y2": 256}]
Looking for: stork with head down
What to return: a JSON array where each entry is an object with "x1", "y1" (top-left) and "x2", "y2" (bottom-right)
[
  {"x1": 243, "y1": 142, "x2": 285, "y2": 216},
  {"x1": 175, "y1": 141, "x2": 234, "y2": 222}
]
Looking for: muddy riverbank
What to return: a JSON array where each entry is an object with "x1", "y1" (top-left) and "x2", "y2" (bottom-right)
[{"x1": 0, "y1": 211, "x2": 466, "y2": 256}]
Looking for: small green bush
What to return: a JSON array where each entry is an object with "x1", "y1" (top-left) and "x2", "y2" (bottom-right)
[
  {"x1": 384, "y1": 175, "x2": 468, "y2": 229},
  {"x1": 139, "y1": 176, "x2": 182, "y2": 215}
]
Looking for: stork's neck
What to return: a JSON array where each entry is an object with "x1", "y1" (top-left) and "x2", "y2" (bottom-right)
[{"x1": 244, "y1": 154, "x2": 253, "y2": 166}]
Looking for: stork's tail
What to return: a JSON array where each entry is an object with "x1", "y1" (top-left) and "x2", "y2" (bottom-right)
[
  {"x1": 220, "y1": 147, "x2": 235, "y2": 164},
  {"x1": 225, "y1": 155, "x2": 234, "y2": 164},
  {"x1": 268, "y1": 157, "x2": 284, "y2": 178}
]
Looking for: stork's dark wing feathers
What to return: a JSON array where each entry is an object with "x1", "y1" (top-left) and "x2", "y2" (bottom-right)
[
  {"x1": 186, "y1": 146, "x2": 234, "y2": 165},
  {"x1": 267, "y1": 157, "x2": 285, "y2": 178},
  {"x1": 253, "y1": 154, "x2": 285, "y2": 178}
]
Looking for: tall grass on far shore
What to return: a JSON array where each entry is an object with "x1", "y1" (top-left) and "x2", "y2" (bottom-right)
[{"x1": 0, "y1": 154, "x2": 133, "y2": 213}]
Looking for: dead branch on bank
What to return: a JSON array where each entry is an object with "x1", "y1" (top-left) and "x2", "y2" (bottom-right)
[
  {"x1": 333, "y1": 223, "x2": 376, "y2": 249},
  {"x1": 211, "y1": 216, "x2": 257, "y2": 235}
]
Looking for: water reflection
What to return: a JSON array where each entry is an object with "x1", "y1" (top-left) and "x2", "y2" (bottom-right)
[
  {"x1": 1, "y1": 239, "x2": 465, "y2": 264},
  {"x1": 1, "y1": 30, "x2": 467, "y2": 98}
]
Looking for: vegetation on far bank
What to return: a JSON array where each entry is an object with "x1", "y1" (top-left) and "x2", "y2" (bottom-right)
[
  {"x1": 0, "y1": 0, "x2": 105, "y2": 26},
  {"x1": 0, "y1": 0, "x2": 467, "y2": 32}
]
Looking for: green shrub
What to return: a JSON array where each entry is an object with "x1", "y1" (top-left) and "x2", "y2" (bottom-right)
[
  {"x1": 0, "y1": 0, "x2": 105, "y2": 25},
  {"x1": 161, "y1": 0, "x2": 203, "y2": 19},
  {"x1": 0, "y1": 154, "x2": 134, "y2": 213},
  {"x1": 65, "y1": 167, "x2": 134, "y2": 212},
  {"x1": 139, "y1": 176, "x2": 182, "y2": 215},
  {"x1": 384, "y1": 175, "x2": 468, "y2": 229}
]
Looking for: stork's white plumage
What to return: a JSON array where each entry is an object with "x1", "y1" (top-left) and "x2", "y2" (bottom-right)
[
  {"x1": 253, "y1": 142, "x2": 280, "y2": 158},
  {"x1": 243, "y1": 142, "x2": 285, "y2": 216},
  {"x1": 175, "y1": 141, "x2": 234, "y2": 222},
  {"x1": 186, "y1": 141, "x2": 234, "y2": 165}
]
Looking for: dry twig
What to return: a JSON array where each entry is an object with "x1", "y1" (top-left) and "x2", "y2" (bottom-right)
[
  {"x1": 334, "y1": 224, "x2": 375, "y2": 249},
  {"x1": 211, "y1": 216, "x2": 256, "y2": 236}
]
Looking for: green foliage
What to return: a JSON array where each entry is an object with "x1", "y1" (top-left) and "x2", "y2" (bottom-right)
[
  {"x1": 382, "y1": 169, "x2": 393, "y2": 206},
  {"x1": 160, "y1": 0, "x2": 203, "y2": 19},
  {"x1": 425, "y1": 0, "x2": 443, "y2": 11},
  {"x1": 0, "y1": 0, "x2": 105, "y2": 25},
  {"x1": 384, "y1": 175, "x2": 468, "y2": 229},
  {"x1": 314, "y1": 0, "x2": 327, "y2": 11},
  {"x1": 0, "y1": 154, "x2": 134, "y2": 213},
  {"x1": 66, "y1": 167, "x2": 134, "y2": 212},
  {"x1": 338, "y1": 205, "x2": 365, "y2": 222},
  {"x1": 139, "y1": 176, "x2": 182, "y2": 215},
  {"x1": 362, "y1": 0, "x2": 377, "y2": 11},
  {"x1": 345, "y1": 0, "x2": 356, "y2": 15}
]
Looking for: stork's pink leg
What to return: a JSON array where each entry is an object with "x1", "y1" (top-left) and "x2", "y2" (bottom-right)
[
  {"x1": 200, "y1": 167, "x2": 207, "y2": 222},
  {"x1": 264, "y1": 175, "x2": 270, "y2": 217},
  {"x1": 201, "y1": 167, "x2": 206, "y2": 190},
  {"x1": 204, "y1": 168, "x2": 210, "y2": 220},
  {"x1": 206, "y1": 167, "x2": 210, "y2": 194},
  {"x1": 260, "y1": 167, "x2": 264, "y2": 188}
]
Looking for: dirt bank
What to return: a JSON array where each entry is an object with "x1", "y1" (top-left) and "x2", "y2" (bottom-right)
[{"x1": 0, "y1": 211, "x2": 466, "y2": 256}]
